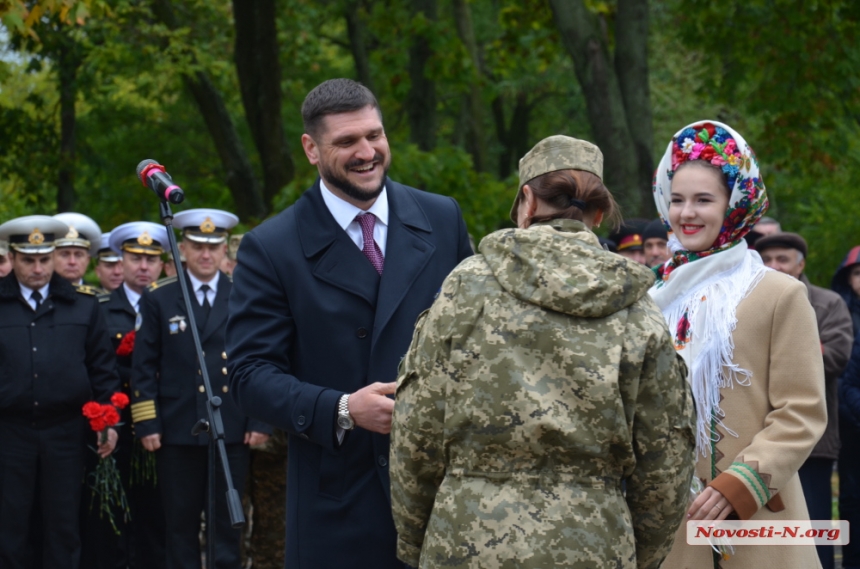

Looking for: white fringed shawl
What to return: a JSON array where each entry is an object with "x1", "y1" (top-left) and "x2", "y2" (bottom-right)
[{"x1": 649, "y1": 237, "x2": 769, "y2": 457}]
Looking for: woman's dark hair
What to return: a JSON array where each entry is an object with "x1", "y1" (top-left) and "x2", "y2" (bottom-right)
[
  {"x1": 521, "y1": 169, "x2": 621, "y2": 229},
  {"x1": 674, "y1": 160, "x2": 732, "y2": 196}
]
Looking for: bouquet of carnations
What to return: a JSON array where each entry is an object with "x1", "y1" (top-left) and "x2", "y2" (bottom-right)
[{"x1": 82, "y1": 392, "x2": 132, "y2": 534}]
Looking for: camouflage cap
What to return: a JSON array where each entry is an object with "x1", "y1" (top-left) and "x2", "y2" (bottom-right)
[{"x1": 511, "y1": 135, "x2": 604, "y2": 223}]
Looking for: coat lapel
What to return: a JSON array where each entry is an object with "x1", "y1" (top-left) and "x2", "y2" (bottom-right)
[
  {"x1": 372, "y1": 181, "x2": 435, "y2": 345},
  {"x1": 112, "y1": 286, "x2": 137, "y2": 319},
  {"x1": 298, "y1": 180, "x2": 380, "y2": 306},
  {"x1": 200, "y1": 275, "x2": 229, "y2": 343}
]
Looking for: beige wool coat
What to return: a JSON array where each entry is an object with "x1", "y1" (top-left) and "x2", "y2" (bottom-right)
[{"x1": 660, "y1": 270, "x2": 827, "y2": 569}]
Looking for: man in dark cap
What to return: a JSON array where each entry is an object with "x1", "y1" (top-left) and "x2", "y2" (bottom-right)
[
  {"x1": 609, "y1": 218, "x2": 648, "y2": 265},
  {"x1": 757, "y1": 232, "x2": 852, "y2": 569},
  {"x1": 642, "y1": 219, "x2": 670, "y2": 268},
  {"x1": 0, "y1": 215, "x2": 120, "y2": 569}
]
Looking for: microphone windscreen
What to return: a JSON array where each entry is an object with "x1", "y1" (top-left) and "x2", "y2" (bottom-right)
[{"x1": 136, "y1": 159, "x2": 159, "y2": 181}]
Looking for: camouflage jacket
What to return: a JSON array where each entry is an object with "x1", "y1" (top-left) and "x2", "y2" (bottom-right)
[{"x1": 390, "y1": 219, "x2": 696, "y2": 569}]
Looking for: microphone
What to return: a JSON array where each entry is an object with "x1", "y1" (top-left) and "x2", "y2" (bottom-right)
[{"x1": 136, "y1": 159, "x2": 185, "y2": 204}]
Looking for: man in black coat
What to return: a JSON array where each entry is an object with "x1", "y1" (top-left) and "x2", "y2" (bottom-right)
[
  {"x1": 226, "y1": 79, "x2": 473, "y2": 568},
  {"x1": 0, "y1": 215, "x2": 121, "y2": 569},
  {"x1": 131, "y1": 210, "x2": 271, "y2": 569},
  {"x1": 82, "y1": 222, "x2": 169, "y2": 569}
]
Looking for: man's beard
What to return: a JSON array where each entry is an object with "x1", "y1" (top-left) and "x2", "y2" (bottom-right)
[{"x1": 320, "y1": 154, "x2": 389, "y2": 203}]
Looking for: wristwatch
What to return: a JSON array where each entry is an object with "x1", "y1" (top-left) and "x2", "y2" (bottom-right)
[{"x1": 337, "y1": 394, "x2": 355, "y2": 430}]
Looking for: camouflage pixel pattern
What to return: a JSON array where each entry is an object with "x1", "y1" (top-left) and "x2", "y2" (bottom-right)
[
  {"x1": 391, "y1": 218, "x2": 696, "y2": 569},
  {"x1": 512, "y1": 135, "x2": 605, "y2": 222}
]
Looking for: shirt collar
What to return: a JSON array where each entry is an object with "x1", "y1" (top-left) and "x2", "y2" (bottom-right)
[
  {"x1": 188, "y1": 270, "x2": 219, "y2": 294},
  {"x1": 122, "y1": 283, "x2": 142, "y2": 311},
  {"x1": 320, "y1": 178, "x2": 389, "y2": 230},
  {"x1": 19, "y1": 281, "x2": 49, "y2": 303}
]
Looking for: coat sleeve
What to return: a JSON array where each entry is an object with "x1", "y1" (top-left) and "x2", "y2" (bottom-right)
[
  {"x1": 622, "y1": 298, "x2": 696, "y2": 569},
  {"x1": 130, "y1": 289, "x2": 163, "y2": 438},
  {"x1": 390, "y1": 271, "x2": 464, "y2": 567},
  {"x1": 709, "y1": 280, "x2": 827, "y2": 519},
  {"x1": 226, "y1": 230, "x2": 341, "y2": 450},
  {"x1": 820, "y1": 293, "x2": 853, "y2": 380},
  {"x1": 84, "y1": 296, "x2": 122, "y2": 404}
]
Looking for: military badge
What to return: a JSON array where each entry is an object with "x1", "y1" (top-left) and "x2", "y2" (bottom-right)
[
  {"x1": 137, "y1": 231, "x2": 153, "y2": 246},
  {"x1": 200, "y1": 217, "x2": 216, "y2": 234},
  {"x1": 169, "y1": 315, "x2": 187, "y2": 334},
  {"x1": 29, "y1": 228, "x2": 45, "y2": 245},
  {"x1": 66, "y1": 225, "x2": 79, "y2": 239}
]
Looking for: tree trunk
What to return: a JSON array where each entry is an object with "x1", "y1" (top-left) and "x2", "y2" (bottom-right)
[
  {"x1": 150, "y1": 0, "x2": 267, "y2": 221},
  {"x1": 406, "y1": 0, "x2": 436, "y2": 151},
  {"x1": 491, "y1": 92, "x2": 531, "y2": 179},
  {"x1": 343, "y1": 0, "x2": 375, "y2": 93},
  {"x1": 56, "y1": 29, "x2": 80, "y2": 212},
  {"x1": 233, "y1": 0, "x2": 295, "y2": 207},
  {"x1": 452, "y1": 0, "x2": 487, "y2": 172},
  {"x1": 548, "y1": 0, "x2": 643, "y2": 215},
  {"x1": 615, "y1": 0, "x2": 654, "y2": 215}
]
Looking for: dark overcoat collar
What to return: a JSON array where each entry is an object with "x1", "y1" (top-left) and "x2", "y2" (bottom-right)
[{"x1": 295, "y1": 177, "x2": 436, "y2": 343}]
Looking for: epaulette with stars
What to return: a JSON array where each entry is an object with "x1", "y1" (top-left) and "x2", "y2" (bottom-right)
[
  {"x1": 75, "y1": 284, "x2": 105, "y2": 296},
  {"x1": 147, "y1": 276, "x2": 177, "y2": 291}
]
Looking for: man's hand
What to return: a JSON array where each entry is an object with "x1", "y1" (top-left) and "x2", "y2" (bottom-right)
[
  {"x1": 97, "y1": 428, "x2": 119, "y2": 458},
  {"x1": 348, "y1": 382, "x2": 397, "y2": 434},
  {"x1": 245, "y1": 432, "x2": 270, "y2": 447},
  {"x1": 687, "y1": 486, "x2": 734, "y2": 521},
  {"x1": 141, "y1": 433, "x2": 162, "y2": 452}
]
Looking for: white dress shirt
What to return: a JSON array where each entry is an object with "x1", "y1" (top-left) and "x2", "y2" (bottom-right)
[
  {"x1": 123, "y1": 283, "x2": 142, "y2": 314},
  {"x1": 20, "y1": 282, "x2": 50, "y2": 311},
  {"x1": 320, "y1": 179, "x2": 389, "y2": 255},
  {"x1": 188, "y1": 271, "x2": 219, "y2": 307}
]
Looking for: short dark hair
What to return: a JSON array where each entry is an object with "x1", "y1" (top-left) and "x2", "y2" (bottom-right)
[{"x1": 301, "y1": 79, "x2": 381, "y2": 139}]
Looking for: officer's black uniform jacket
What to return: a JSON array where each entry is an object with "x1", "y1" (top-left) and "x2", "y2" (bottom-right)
[
  {"x1": 130, "y1": 273, "x2": 270, "y2": 445},
  {"x1": 100, "y1": 286, "x2": 137, "y2": 392},
  {"x1": 0, "y1": 272, "x2": 120, "y2": 426}
]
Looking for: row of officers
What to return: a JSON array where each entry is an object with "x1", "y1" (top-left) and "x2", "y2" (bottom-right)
[{"x1": 0, "y1": 210, "x2": 270, "y2": 569}]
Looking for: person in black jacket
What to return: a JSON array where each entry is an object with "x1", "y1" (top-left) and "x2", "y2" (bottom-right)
[
  {"x1": 226, "y1": 78, "x2": 473, "y2": 569},
  {"x1": 0, "y1": 215, "x2": 121, "y2": 569},
  {"x1": 81, "y1": 222, "x2": 170, "y2": 569},
  {"x1": 131, "y1": 209, "x2": 270, "y2": 569}
]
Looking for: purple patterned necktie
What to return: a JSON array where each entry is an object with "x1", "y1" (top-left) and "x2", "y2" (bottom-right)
[{"x1": 356, "y1": 213, "x2": 384, "y2": 274}]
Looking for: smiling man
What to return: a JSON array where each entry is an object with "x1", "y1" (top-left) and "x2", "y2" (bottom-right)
[
  {"x1": 53, "y1": 212, "x2": 102, "y2": 290},
  {"x1": 226, "y1": 79, "x2": 473, "y2": 569}
]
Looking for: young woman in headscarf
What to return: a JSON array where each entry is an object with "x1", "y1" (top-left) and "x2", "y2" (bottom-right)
[{"x1": 650, "y1": 121, "x2": 826, "y2": 569}]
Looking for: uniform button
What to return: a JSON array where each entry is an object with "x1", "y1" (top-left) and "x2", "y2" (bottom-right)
[
  {"x1": 222, "y1": 351, "x2": 227, "y2": 360},
  {"x1": 33, "y1": 373, "x2": 38, "y2": 378},
  {"x1": 30, "y1": 322, "x2": 35, "y2": 327},
  {"x1": 134, "y1": 390, "x2": 140, "y2": 397},
  {"x1": 124, "y1": 382, "x2": 129, "y2": 388},
  {"x1": 222, "y1": 367, "x2": 227, "y2": 375},
  {"x1": 356, "y1": 327, "x2": 369, "y2": 339},
  {"x1": 198, "y1": 385, "x2": 205, "y2": 393},
  {"x1": 297, "y1": 415, "x2": 306, "y2": 425},
  {"x1": 378, "y1": 455, "x2": 388, "y2": 467},
  {"x1": 116, "y1": 333, "x2": 122, "y2": 338},
  {"x1": 34, "y1": 401, "x2": 39, "y2": 406},
  {"x1": 221, "y1": 386, "x2": 228, "y2": 393},
  {"x1": 32, "y1": 347, "x2": 37, "y2": 352}
]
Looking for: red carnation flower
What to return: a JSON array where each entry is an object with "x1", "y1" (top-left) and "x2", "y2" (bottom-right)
[
  {"x1": 116, "y1": 331, "x2": 136, "y2": 357},
  {"x1": 102, "y1": 406, "x2": 121, "y2": 429},
  {"x1": 83, "y1": 401, "x2": 104, "y2": 419},
  {"x1": 700, "y1": 146, "x2": 717, "y2": 161},
  {"x1": 110, "y1": 392, "x2": 130, "y2": 410},
  {"x1": 702, "y1": 122, "x2": 716, "y2": 138},
  {"x1": 91, "y1": 416, "x2": 108, "y2": 432}
]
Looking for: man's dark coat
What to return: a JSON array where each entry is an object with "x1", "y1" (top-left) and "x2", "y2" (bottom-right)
[{"x1": 227, "y1": 179, "x2": 472, "y2": 568}]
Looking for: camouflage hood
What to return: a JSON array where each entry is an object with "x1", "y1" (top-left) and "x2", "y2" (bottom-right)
[{"x1": 479, "y1": 219, "x2": 655, "y2": 318}]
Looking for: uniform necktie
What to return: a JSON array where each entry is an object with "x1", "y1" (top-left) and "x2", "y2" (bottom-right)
[
  {"x1": 199, "y1": 284, "x2": 211, "y2": 325},
  {"x1": 356, "y1": 213, "x2": 384, "y2": 274},
  {"x1": 31, "y1": 290, "x2": 42, "y2": 311}
]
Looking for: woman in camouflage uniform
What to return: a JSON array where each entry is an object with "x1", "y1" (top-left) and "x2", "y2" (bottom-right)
[
  {"x1": 650, "y1": 121, "x2": 826, "y2": 569},
  {"x1": 390, "y1": 135, "x2": 696, "y2": 569}
]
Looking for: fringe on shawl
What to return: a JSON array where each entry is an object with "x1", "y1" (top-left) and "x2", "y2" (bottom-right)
[{"x1": 660, "y1": 251, "x2": 768, "y2": 457}]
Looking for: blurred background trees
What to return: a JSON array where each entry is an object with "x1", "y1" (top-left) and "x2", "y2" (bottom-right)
[{"x1": 1, "y1": 0, "x2": 859, "y2": 283}]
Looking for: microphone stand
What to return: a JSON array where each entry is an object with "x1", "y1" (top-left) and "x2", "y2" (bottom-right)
[{"x1": 157, "y1": 199, "x2": 244, "y2": 569}]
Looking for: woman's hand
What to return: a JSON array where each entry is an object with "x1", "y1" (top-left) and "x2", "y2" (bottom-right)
[{"x1": 688, "y1": 486, "x2": 734, "y2": 521}]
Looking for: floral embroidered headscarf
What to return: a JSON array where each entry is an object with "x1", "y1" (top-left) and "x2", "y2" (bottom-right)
[{"x1": 653, "y1": 120, "x2": 768, "y2": 283}]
